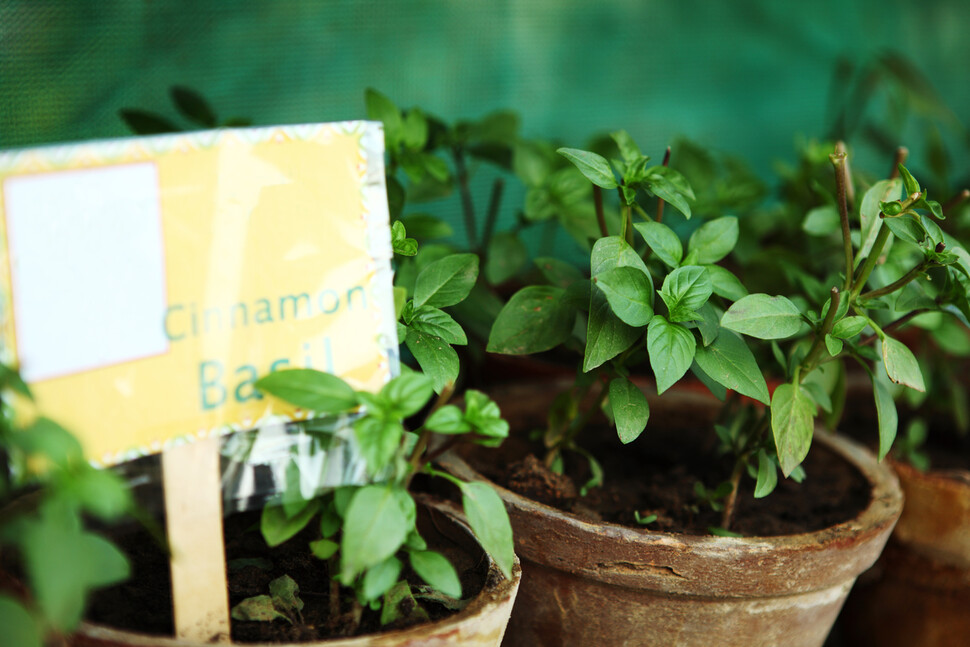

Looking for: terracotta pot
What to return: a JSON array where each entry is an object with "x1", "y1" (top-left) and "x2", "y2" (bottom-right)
[
  {"x1": 843, "y1": 461, "x2": 970, "y2": 647},
  {"x1": 71, "y1": 498, "x2": 521, "y2": 647},
  {"x1": 440, "y1": 380, "x2": 903, "y2": 647}
]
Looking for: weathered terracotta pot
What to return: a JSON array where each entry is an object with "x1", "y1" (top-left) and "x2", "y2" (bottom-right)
[
  {"x1": 441, "y1": 381, "x2": 903, "y2": 647},
  {"x1": 843, "y1": 460, "x2": 970, "y2": 647},
  {"x1": 72, "y1": 499, "x2": 521, "y2": 647}
]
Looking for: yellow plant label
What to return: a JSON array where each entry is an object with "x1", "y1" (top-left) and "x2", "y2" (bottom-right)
[{"x1": 0, "y1": 122, "x2": 396, "y2": 465}]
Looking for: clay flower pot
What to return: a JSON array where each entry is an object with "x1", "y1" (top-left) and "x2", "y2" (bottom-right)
[
  {"x1": 843, "y1": 460, "x2": 970, "y2": 647},
  {"x1": 72, "y1": 499, "x2": 521, "y2": 647},
  {"x1": 440, "y1": 381, "x2": 903, "y2": 647}
]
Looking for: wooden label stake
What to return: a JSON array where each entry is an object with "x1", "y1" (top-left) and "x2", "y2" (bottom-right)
[{"x1": 162, "y1": 435, "x2": 231, "y2": 643}]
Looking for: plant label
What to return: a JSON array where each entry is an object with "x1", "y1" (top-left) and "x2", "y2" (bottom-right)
[{"x1": 0, "y1": 122, "x2": 397, "y2": 464}]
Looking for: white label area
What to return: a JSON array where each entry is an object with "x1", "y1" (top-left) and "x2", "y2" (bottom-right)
[{"x1": 3, "y1": 163, "x2": 168, "y2": 382}]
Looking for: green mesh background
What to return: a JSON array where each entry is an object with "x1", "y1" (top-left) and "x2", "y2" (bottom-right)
[{"x1": 3, "y1": 0, "x2": 969, "y2": 197}]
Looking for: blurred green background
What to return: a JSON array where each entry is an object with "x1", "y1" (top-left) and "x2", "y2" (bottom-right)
[{"x1": 2, "y1": 0, "x2": 968, "y2": 189}]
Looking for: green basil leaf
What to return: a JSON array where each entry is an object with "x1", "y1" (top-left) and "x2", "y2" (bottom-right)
[
  {"x1": 771, "y1": 383, "x2": 817, "y2": 477},
  {"x1": 381, "y1": 372, "x2": 435, "y2": 417},
  {"x1": 633, "y1": 220, "x2": 683, "y2": 269},
  {"x1": 409, "y1": 306, "x2": 467, "y2": 345},
  {"x1": 858, "y1": 179, "x2": 901, "y2": 263},
  {"x1": 118, "y1": 109, "x2": 179, "y2": 135},
  {"x1": 557, "y1": 148, "x2": 618, "y2": 189},
  {"x1": 693, "y1": 302, "x2": 721, "y2": 347},
  {"x1": 170, "y1": 86, "x2": 217, "y2": 128},
  {"x1": 255, "y1": 369, "x2": 358, "y2": 413},
  {"x1": 687, "y1": 216, "x2": 738, "y2": 264},
  {"x1": 721, "y1": 294, "x2": 803, "y2": 340},
  {"x1": 309, "y1": 538, "x2": 339, "y2": 560},
  {"x1": 354, "y1": 417, "x2": 404, "y2": 475},
  {"x1": 362, "y1": 556, "x2": 403, "y2": 602},
  {"x1": 584, "y1": 236, "x2": 647, "y2": 370},
  {"x1": 694, "y1": 331, "x2": 769, "y2": 404},
  {"x1": 10, "y1": 417, "x2": 83, "y2": 468},
  {"x1": 832, "y1": 316, "x2": 868, "y2": 339},
  {"x1": 365, "y1": 88, "x2": 403, "y2": 148},
  {"x1": 459, "y1": 481, "x2": 514, "y2": 580},
  {"x1": 401, "y1": 108, "x2": 429, "y2": 151},
  {"x1": 645, "y1": 166, "x2": 693, "y2": 219},
  {"x1": 584, "y1": 289, "x2": 639, "y2": 371},
  {"x1": 801, "y1": 379, "x2": 833, "y2": 413},
  {"x1": 269, "y1": 574, "x2": 304, "y2": 618},
  {"x1": 0, "y1": 363, "x2": 31, "y2": 398},
  {"x1": 409, "y1": 550, "x2": 462, "y2": 599},
  {"x1": 659, "y1": 266, "x2": 713, "y2": 323},
  {"x1": 706, "y1": 265, "x2": 748, "y2": 301},
  {"x1": 647, "y1": 315, "x2": 696, "y2": 394},
  {"x1": 0, "y1": 596, "x2": 42, "y2": 647},
  {"x1": 610, "y1": 130, "x2": 643, "y2": 163},
  {"x1": 590, "y1": 236, "x2": 650, "y2": 277},
  {"x1": 424, "y1": 405, "x2": 471, "y2": 434},
  {"x1": 802, "y1": 205, "x2": 840, "y2": 236},
  {"x1": 593, "y1": 266, "x2": 654, "y2": 327},
  {"x1": 872, "y1": 373, "x2": 898, "y2": 461},
  {"x1": 261, "y1": 500, "x2": 321, "y2": 548},
  {"x1": 405, "y1": 329, "x2": 459, "y2": 394},
  {"x1": 898, "y1": 164, "x2": 921, "y2": 196},
  {"x1": 883, "y1": 214, "x2": 927, "y2": 246},
  {"x1": 463, "y1": 390, "x2": 510, "y2": 440},
  {"x1": 608, "y1": 377, "x2": 649, "y2": 444},
  {"x1": 487, "y1": 286, "x2": 574, "y2": 354},
  {"x1": 882, "y1": 337, "x2": 926, "y2": 392},
  {"x1": 414, "y1": 254, "x2": 479, "y2": 309},
  {"x1": 391, "y1": 220, "x2": 418, "y2": 257},
  {"x1": 340, "y1": 486, "x2": 409, "y2": 584},
  {"x1": 753, "y1": 449, "x2": 778, "y2": 498},
  {"x1": 231, "y1": 595, "x2": 290, "y2": 624},
  {"x1": 824, "y1": 334, "x2": 843, "y2": 356}
]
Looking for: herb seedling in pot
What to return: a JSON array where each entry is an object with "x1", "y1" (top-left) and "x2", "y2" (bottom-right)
[{"x1": 233, "y1": 250, "x2": 515, "y2": 633}]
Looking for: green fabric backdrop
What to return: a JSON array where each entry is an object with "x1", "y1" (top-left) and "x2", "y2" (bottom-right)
[{"x1": 3, "y1": 0, "x2": 968, "y2": 193}]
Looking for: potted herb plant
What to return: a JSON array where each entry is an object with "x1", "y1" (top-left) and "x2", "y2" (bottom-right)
[
  {"x1": 442, "y1": 132, "x2": 969, "y2": 646},
  {"x1": 0, "y1": 364, "x2": 133, "y2": 647},
  {"x1": 837, "y1": 172, "x2": 970, "y2": 647},
  {"x1": 71, "y1": 248, "x2": 521, "y2": 646}
]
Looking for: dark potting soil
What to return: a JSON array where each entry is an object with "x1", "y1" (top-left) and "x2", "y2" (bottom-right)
[
  {"x1": 464, "y1": 404, "x2": 872, "y2": 537},
  {"x1": 85, "y1": 502, "x2": 489, "y2": 643}
]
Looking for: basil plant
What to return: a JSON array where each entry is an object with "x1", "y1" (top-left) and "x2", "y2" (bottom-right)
[
  {"x1": 487, "y1": 131, "x2": 970, "y2": 531},
  {"x1": 243, "y1": 251, "x2": 514, "y2": 631}
]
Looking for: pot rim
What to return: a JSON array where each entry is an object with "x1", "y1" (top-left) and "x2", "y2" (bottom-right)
[
  {"x1": 440, "y1": 384, "x2": 904, "y2": 598},
  {"x1": 73, "y1": 497, "x2": 521, "y2": 647},
  {"x1": 889, "y1": 456, "x2": 970, "y2": 492}
]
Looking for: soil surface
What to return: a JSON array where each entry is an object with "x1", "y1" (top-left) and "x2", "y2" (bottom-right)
[
  {"x1": 85, "y1": 501, "x2": 489, "y2": 643},
  {"x1": 463, "y1": 386, "x2": 873, "y2": 537}
]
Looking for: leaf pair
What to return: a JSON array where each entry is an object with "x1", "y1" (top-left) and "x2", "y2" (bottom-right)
[
  {"x1": 400, "y1": 254, "x2": 480, "y2": 393},
  {"x1": 557, "y1": 132, "x2": 695, "y2": 219},
  {"x1": 119, "y1": 86, "x2": 249, "y2": 135},
  {"x1": 231, "y1": 575, "x2": 304, "y2": 625},
  {"x1": 425, "y1": 390, "x2": 510, "y2": 446}
]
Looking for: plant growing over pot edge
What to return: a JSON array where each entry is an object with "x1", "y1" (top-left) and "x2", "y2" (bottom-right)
[
  {"x1": 487, "y1": 131, "x2": 970, "y2": 531},
  {"x1": 232, "y1": 248, "x2": 516, "y2": 635}
]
